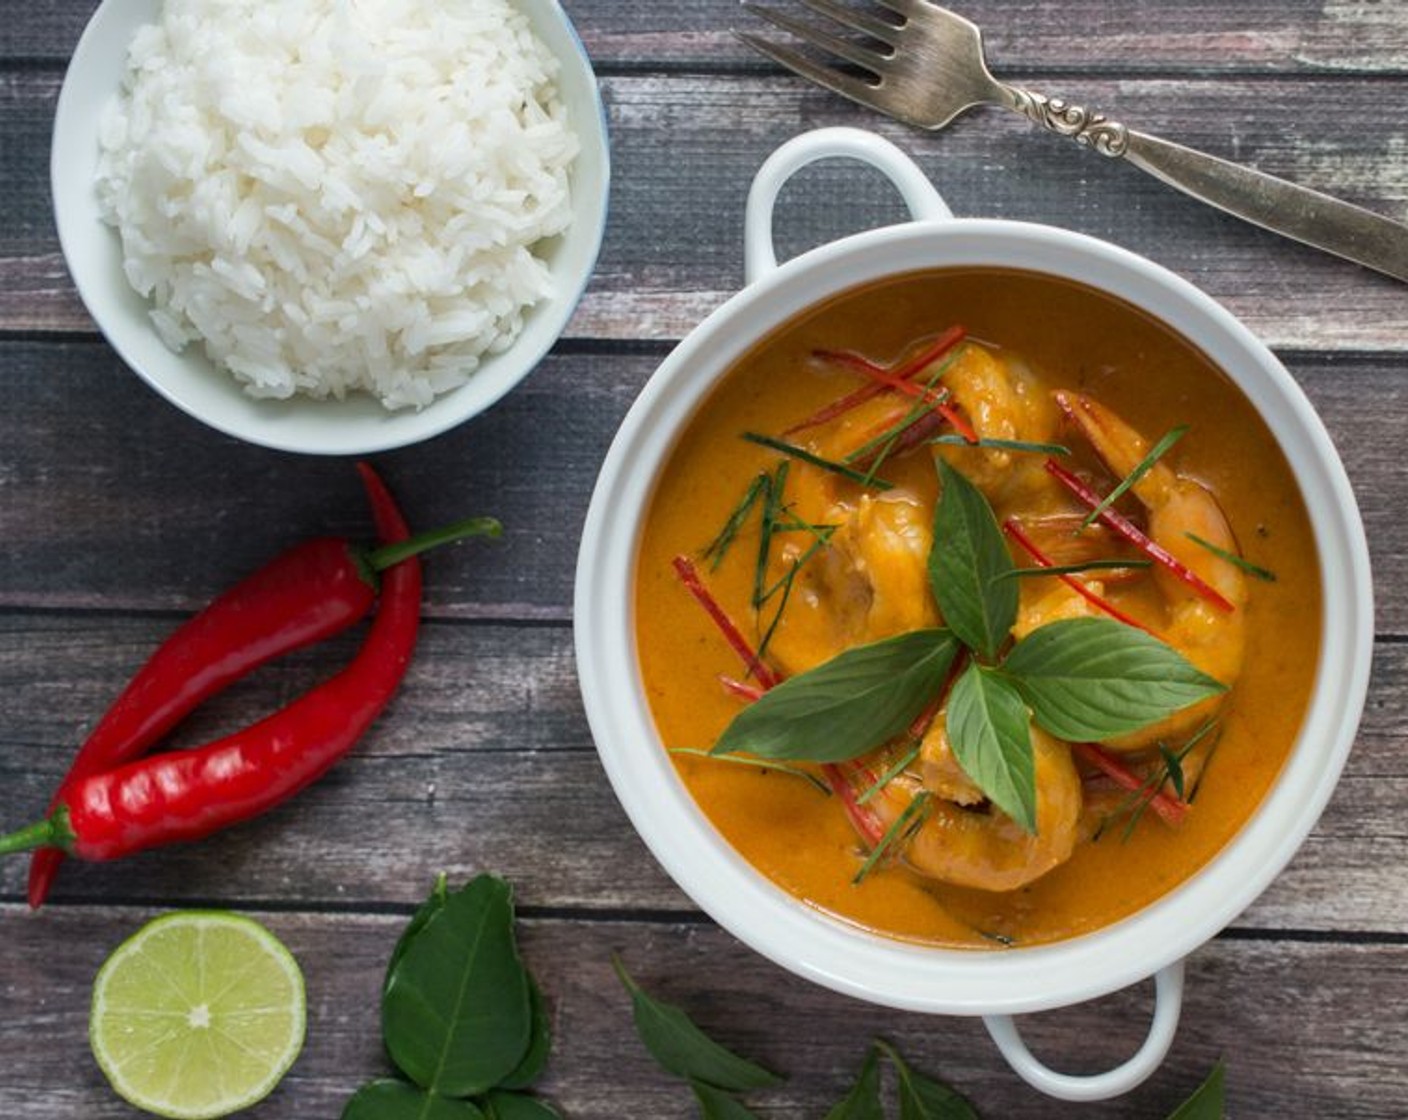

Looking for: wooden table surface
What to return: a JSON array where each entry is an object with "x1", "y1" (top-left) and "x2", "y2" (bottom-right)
[{"x1": 3, "y1": 2, "x2": 1407, "y2": 1117}]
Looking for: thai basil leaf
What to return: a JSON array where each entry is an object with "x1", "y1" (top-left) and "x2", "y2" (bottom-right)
[
  {"x1": 824, "y1": 1045, "x2": 884, "y2": 1120},
  {"x1": 1167, "y1": 1061, "x2": 1225, "y2": 1120},
  {"x1": 878, "y1": 1042, "x2": 979, "y2": 1120},
  {"x1": 1002, "y1": 618, "x2": 1226, "y2": 742},
  {"x1": 341, "y1": 1080, "x2": 485, "y2": 1120},
  {"x1": 497, "y1": 976, "x2": 551, "y2": 1090},
  {"x1": 946, "y1": 662, "x2": 1037, "y2": 833},
  {"x1": 383, "y1": 875, "x2": 533, "y2": 1097},
  {"x1": 613, "y1": 957, "x2": 783, "y2": 1091},
  {"x1": 690, "y1": 1080, "x2": 766, "y2": 1119},
  {"x1": 930, "y1": 459, "x2": 1017, "y2": 662},
  {"x1": 712, "y1": 629, "x2": 960, "y2": 762},
  {"x1": 383, "y1": 873, "x2": 449, "y2": 997},
  {"x1": 480, "y1": 1091, "x2": 563, "y2": 1120}
]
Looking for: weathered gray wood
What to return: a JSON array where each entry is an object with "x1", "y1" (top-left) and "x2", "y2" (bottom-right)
[
  {"x1": 2, "y1": 343, "x2": 1403, "y2": 631},
  {"x1": 0, "y1": 615, "x2": 1403, "y2": 933},
  {"x1": 8, "y1": 0, "x2": 1408, "y2": 75},
  {"x1": 5, "y1": 71, "x2": 1408, "y2": 347},
  {"x1": 0, "y1": 906, "x2": 1403, "y2": 1119}
]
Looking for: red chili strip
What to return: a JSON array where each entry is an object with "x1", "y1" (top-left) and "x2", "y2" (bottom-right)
[
  {"x1": 849, "y1": 408, "x2": 949, "y2": 473},
  {"x1": 1044, "y1": 459, "x2": 1236, "y2": 613},
  {"x1": 672, "y1": 555, "x2": 780, "y2": 688},
  {"x1": 785, "y1": 325, "x2": 968, "y2": 435},
  {"x1": 718, "y1": 675, "x2": 766, "y2": 703},
  {"x1": 1002, "y1": 518, "x2": 1164, "y2": 639},
  {"x1": 822, "y1": 762, "x2": 886, "y2": 846},
  {"x1": 1072, "y1": 742, "x2": 1188, "y2": 827},
  {"x1": 0, "y1": 465, "x2": 435, "y2": 865},
  {"x1": 824, "y1": 351, "x2": 980, "y2": 444}
]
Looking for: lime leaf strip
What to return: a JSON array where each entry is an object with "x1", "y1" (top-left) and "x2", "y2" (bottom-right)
[
  {"x1": 711, "y1": 630, "x2": 960, "y2": 763},
  {"x1": 930, "y1": 460, "x2": 1018, "y2": 662},
  {"x1": 613, "y1": 957, "x2": 782, "y2": 1091},
  {"x1": 1002, "y1": 618, "x2": 1226, "y2": 742},
  {"x1": 946, "y1": 662, "x2": 1037, "y2": 833},
  {"x1": 382, "y1": 875, "x2": 533, "y2": 1097}
]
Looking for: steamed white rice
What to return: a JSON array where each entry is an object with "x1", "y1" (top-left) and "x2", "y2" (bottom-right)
[{"x1": 96, "y1": 0, "x2": 579, "y2": 410}]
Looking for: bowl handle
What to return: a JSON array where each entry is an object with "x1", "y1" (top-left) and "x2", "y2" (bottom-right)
[
  {"x1": 744, "y1": 128, "x2": 953, "y2": 285},
  {"x1": 982, "y1": 959, "x2": 1186, "y2": 1102}
]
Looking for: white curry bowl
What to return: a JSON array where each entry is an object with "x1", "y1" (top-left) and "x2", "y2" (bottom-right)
[
  {"x1": 574, "y1": 128, "x2": 1373, "y2": 1101},
  {"x1": 51, "y1": 0, "x2": 609, "y2": 456}
]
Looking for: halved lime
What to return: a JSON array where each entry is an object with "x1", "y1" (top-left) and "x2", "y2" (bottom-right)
[{"x1": 90, "y1": 911, "x2": 306, "y2": 1120}]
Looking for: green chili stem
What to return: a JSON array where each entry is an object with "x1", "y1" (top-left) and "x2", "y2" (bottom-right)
[
  {"x1": 0, "y1": 814, "x2": 70, "y2": 856},
  {"x1": 366, "y1": 517, "x2": 503, "y2": 572}
]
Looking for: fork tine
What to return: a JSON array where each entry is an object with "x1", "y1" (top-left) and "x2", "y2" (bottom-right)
[
  {"x1": 734, "y1": 28, "x2": 884, "y2": 108},
  {"x1": 795, "y1": 0, "x2": 900, "y2": 46},
  {"x1": 741, "y1": 1, "x2": 891, "y2": 75}
]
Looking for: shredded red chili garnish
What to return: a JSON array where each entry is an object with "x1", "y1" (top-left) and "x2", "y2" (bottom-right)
[
  {"x1": 1072, "y1": 741, "x2": 1188, "y2": 827},
  {"x1": 1044, "y1": 458, "x2": 1236, "y2": 613}
]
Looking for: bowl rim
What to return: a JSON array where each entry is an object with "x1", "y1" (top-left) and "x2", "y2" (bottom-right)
[
  {"x1": 50, "y1": 0, "x2": 611, "y2": 456},
  {"x1": 574, "y1": 216, "x2": 1374, "y2": 1015}
]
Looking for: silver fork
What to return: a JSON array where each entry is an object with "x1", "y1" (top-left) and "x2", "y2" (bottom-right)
[{"x1": 737, "y1": 0, "x2": 1408, "y2": 284}]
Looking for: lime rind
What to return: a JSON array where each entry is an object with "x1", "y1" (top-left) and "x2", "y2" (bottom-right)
[{"x1": 90, "y1": 911, "x2": 306, "y2": 1120}]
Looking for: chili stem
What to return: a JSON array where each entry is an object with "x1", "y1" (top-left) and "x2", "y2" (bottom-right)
[
  {"x1": 0, "y1": 815, "x2": 68, "y2": 856},
  {"x1": 366, "y1": 516, "x2": 503, "y2": 571}
]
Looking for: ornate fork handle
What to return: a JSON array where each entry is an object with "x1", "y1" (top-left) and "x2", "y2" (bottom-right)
[
  {"x1": 997, "y1": 82, "x2": 1408, "y2": 282},
  {"x1": 1007, "y1": 87, "x2": 1129, "y2": 158}
]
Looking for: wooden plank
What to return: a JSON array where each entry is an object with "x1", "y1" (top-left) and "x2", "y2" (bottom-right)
[
  {"x1": 1, "y1": 343, "x2": 1402, "y2": 629},
  {"x1": 0, "y1": 616, "x2": 1402, "y2": 932},
  {"x1": 7, "y1": 0, "x2": 1408, "y2": 75},
  {"x1": 4, "y1": 72, "x2": 1408, "y2": 347},
  {"x1": 0, "y1": 906, "x2": 1403, "y2": 1118}
]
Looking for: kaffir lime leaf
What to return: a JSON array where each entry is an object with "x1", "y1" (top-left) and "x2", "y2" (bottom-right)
[{"x1": 90, "y1": 911, "x2": 306, "y2": 1119}]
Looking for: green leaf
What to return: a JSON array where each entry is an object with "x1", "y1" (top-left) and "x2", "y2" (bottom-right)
[
  {"x1": 341, "y1": 1080, "x2": 486, "y2": 1120},
  {"x1": 497, "y1": 975, "x2": 551, "y2": 1090},
  {"x1": 711, "y1": 630, "x2": 960, "y2": 762},
  {"x1": 1002, "y1": 618, "x2": 1227, "y2": 742},
  {"x1": 946, "y1": 663, "x2": 1036, "y2": 833},
  {"x1": 1167, "y1": 1060, "x2": 1225, "y2": 1120},
  {"x1": 690, "y1": 1080, "x2": 766, "y2": 1119},
  {"x1": 613, "y1": 957, "x2": 783, "y2": 1091},
  {"x1": 930, "y1": 460, "x2": 1018, "y2": 661},
  {"x1": 383, "y1": 874, "x2": 450, "y2": 998},
  {"x1": 824, "y1": 1045, "x2": 884, "y2": 1120},
  {"x1": 480, "y1": 1091, "x2": 563, "y2": 1120},
  {"x1": 383, "y1": 875, "x2": 533, "y2": 1097},
  {"x1": 878, "y1": 1042, "x2": 980, "y2": 1120}
]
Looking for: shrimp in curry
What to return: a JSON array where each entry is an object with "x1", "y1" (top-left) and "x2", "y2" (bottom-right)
[{"x1": 635, "y1": 269, "x2": 1321, "y2": 949}]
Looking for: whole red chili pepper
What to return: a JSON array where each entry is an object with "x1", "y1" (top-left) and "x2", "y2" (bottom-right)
[{"x1": 7, "y1": 463, "x2": 498, "y2": 872}]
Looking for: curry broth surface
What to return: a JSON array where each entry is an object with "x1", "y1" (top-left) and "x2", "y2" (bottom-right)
[{"x1": 634, "y1": 269, "x2": 1322, "y2": 949}]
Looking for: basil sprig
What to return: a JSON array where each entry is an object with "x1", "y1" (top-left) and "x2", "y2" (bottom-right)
[
  {"x1": 930, "y1": 460, "x2": 1017, "y2": 662},
  {"x1": 711, "y1": 629, "x2": 961, "y2": 762},
  {"x1": 947, "y1": 663, "x2": 1037, "y2": 832},
  {"x1": 709, "y1": 450, "x2": 1227, "y2": 837}
]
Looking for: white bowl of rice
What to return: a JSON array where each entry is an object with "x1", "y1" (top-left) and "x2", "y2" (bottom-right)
[{"x1": 52, "y1": 0, "x2": 609, "y2": 455}]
